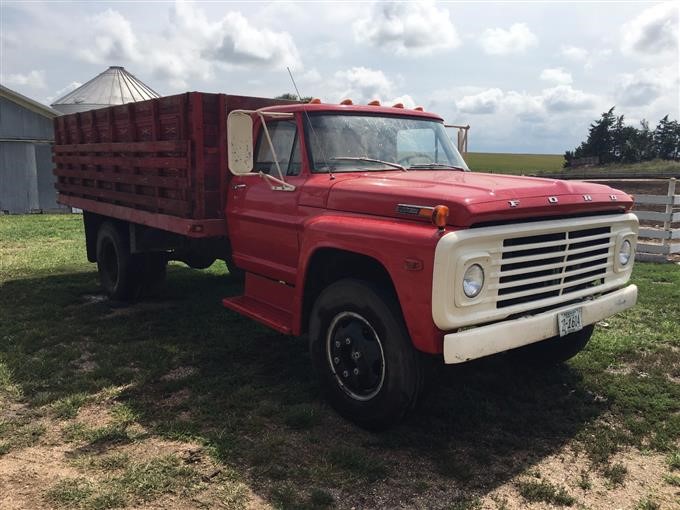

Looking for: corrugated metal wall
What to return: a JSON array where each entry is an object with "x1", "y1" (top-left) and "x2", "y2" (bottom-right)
[{"x1": 0, "y1": 96, "x2": 65, "y2": 213}]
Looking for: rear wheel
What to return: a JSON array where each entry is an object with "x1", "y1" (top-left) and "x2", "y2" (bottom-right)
[
  {"x1": 309, "y1": 279, "x2": 427, "y2": 430},
  {"x1": 509, "y1": 325, "x2": 594, "y2": 365},
  {"x1": 96, "y1": 222, "x2": 141, "y2": 301}
]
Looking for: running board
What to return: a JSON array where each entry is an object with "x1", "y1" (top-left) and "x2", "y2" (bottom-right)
[{"x1": 221, "y1": 273, "x2": 294, "y2": 335}]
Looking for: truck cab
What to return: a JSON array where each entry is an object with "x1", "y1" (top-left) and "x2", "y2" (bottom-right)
[{"x1": 222, "y1": 101, "x2": 638, "y2": 429}]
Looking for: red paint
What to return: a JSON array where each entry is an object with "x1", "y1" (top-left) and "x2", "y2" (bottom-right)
[{"x1": 54, "y1": 92, "x2": 634, "y2": 356}]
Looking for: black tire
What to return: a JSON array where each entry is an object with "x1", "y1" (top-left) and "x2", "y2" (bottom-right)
[
  {"x1": 96, "y1": 222, "x2": 141, "y2": 301},
  {"x1": 309, "y1": 278, "x2": 427, "y2": 430},
  {"x1": 509, "y1": 325, "x2": 594, "y2": 365},
  {"x1": 139, "y1": 252, "x2": 167, "y2": 293},
  {"x1": 224, "y1": 256, "x2": 245, "y2": 282}
]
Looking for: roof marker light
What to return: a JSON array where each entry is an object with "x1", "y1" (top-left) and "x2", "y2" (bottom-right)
[
  {"x1": 308, "y1": 98, "x2": 322, "y2": 104},
  {"x1": 392, "y1": 103, "x2": 404, "y2": 109},
  {"x1": 340, "y1": 98, "x2": 353, "y2": 105},
  {"x1": 368, "y1": 100, "x2": 381, "y2": 106},
  {"x1": 414, "y1": 106, "x2": 424, "y2": 111}
]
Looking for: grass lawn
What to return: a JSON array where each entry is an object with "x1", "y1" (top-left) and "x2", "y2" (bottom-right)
[{"x1": 1, "y1": 214, "x2": 679, "y2": 509}]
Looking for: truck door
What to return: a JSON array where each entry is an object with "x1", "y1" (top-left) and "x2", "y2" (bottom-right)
[{"x1": 226, "y1": 117, "x2": 305, "y2": 284}]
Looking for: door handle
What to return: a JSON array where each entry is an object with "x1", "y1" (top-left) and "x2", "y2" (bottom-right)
[{"x1": 232, "y1": 184, "x2": 247, "y2": 190}]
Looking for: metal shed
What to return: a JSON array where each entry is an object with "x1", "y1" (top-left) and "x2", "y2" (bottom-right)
[
  {"x1": 51, "y1": 66, "x2": 160, "y2": 115},
  {"x1": 0, "y1": 85, "x2": 65, "y2": 214}
]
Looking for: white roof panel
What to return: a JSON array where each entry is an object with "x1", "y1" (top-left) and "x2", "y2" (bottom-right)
[{"x1": 51, "y1": 66, "x2": 160, "y2": 113}]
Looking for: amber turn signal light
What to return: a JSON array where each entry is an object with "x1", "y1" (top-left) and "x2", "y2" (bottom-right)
[{"x1": 432, "y1": 205, "x2": 449, "y2": 230}]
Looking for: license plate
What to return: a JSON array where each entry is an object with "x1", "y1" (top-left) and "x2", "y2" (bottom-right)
[{"x1": 558, "y1": 308, "x2": 583, "y2": 337}]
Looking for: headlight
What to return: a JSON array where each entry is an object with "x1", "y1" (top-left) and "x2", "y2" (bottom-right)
[
  {"x1": 463, "y1": 264, "x2": 484, "y2": 298},
  {"x1": 618, "y1": 239, "x2": 632, "y2": 266}
]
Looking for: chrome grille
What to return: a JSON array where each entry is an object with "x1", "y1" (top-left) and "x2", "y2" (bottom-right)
[{"x1": 496, "y1": 226, "x2": 612, "y2": 309}]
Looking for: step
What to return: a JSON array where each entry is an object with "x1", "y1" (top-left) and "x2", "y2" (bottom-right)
[{"x1": 222, "y1": 295, "x2": 293, "y2": 334}]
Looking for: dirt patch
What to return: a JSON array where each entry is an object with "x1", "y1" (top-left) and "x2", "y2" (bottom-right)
[
  {"x1": 158, "y1": 389, "x2": 191, "y2": 408},
  {"x1": 479, "y1": 448, "x2": 678, "y2": 510},
  {"x1": 160, "y1": 366, "x2": 197, "y2": 382}
]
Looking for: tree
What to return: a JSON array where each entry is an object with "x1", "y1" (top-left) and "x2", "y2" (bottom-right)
[
  {"x1": 653, "y1": 115, "x2": 680, "y2": 160},
  {"x1": 275, "y1": 93, "x2": 313, "y2": 103},
  {"x1": 564, "y1": 109, "x2": 678, "y2": 167}
]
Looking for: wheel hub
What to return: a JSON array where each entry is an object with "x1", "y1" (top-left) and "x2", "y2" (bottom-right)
[{"x1": 326, "y1": 312, "x2": 385, "y2": 401}]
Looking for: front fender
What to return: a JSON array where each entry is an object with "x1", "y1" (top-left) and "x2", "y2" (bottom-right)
[{"x1": 295, "y1": 212, "x2": 448, "y2": 354}]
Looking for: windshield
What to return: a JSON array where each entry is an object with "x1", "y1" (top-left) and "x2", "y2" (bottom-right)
[{"x1": 305, "y1": 114, "x2": 469, "y2": 172}]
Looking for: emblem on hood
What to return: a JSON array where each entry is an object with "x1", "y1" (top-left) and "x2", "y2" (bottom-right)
[
  {"x1": 508, "y1": 200, "x2": 520, "y2": 208},
  {"x1": 548, "y1": 196, "x2": 558, "y2": 204}
]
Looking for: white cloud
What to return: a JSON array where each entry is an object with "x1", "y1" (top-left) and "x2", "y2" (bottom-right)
[
  {"x1": 542, "y1": 85, "x2": 597, "y2": 112},
  {"x1": 78, "y1": 9, "x2": 138, "y2": 63},
  {"x1": 479, "y1": 23, "x2": 537, "y2": 55},
  {"x1": 353, "y1": 1, "x2": 460, "y2": 56},
  {"x1": 456, "y1": 88, "x2": 504, "y2": 114},
  {"x1": 3, "y1": 69, "x2": 47, "y2": 89},
  {"x1": 322, "y1": 67, "x2": 415, "y2": 107},
  {"x1": 540, "y1": 68, "x2": 573, "y2": 85},
  {"x1": 561, "y1": 45, "x2": 589, "y2": 62},
  {"x1": 209, "y1": 12, "x2": 300, "y2": 68},
  {"x1": 560, "y1": 45, "x2": 612, "y2": 70},
  {"x1": 615, "y1": 66, "x2": 679, "y2": 107},
  {"x1": 454, "y1": 84, "x2": 598, "y2": 116},
  {"x1": 72, "y1": 3, "x2": 301, "y2": 90},
  {"x1": 333, "y1": 67, "x2": 394, "y2": 102},
  {"x1": 45, "y1": 81, "x2": 82, "y2": 104},
  {"x1": 621, "y1": 2, "x2": 679, "y2": 56}
]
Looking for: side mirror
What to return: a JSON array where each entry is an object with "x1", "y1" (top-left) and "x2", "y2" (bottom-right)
[{"x1": 227, "y1": 111, "x2": 254, "y2": 175}]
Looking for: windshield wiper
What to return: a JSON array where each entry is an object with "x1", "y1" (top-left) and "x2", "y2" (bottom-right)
[
  {"x1": 330, "y1": 156, "x2": 407, "y2": 171},
  {"x1": 407, "y1": 163, "x2": 467, "y2": 171}
]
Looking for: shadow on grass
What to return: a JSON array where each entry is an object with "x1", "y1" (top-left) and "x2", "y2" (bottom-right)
[{"x1": 0, "y1": 267, "x2": 610, "y2": 507}]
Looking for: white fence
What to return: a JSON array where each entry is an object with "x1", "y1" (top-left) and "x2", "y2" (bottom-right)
[{"x1": 634, "y1": 178, "x2": 679, "y2": 262}]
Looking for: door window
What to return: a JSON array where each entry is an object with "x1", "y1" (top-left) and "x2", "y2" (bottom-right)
[{"x1": 254, "y1": 121, "x2": 302, "y2": 176}]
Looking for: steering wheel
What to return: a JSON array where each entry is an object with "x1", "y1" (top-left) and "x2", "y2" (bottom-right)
[{"x1": 397, "y1": 153, "x2": 434, "y2": 166}]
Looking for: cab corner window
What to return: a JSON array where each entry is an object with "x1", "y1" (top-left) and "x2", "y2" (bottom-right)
[{"x1": 254, "y1": 120, "x2": 301, "y2": 176}]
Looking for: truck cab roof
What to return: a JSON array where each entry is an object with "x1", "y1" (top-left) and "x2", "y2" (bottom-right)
[{"x1": 258, "y1": 102, "x2": 444, "y2": 121}]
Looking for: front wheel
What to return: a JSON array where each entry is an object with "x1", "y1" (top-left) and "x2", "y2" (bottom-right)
[
  {"x1": 309, "y1": 279, "x2": 427, "y2": 430},
  {"x1": 509, "y1": 325, "x2": 594, "y2": 365}
]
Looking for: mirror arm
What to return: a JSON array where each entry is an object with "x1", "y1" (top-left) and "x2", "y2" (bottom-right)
[
  {"x1": 256, "y1": 112, "x2": 287, "y2": 183},
  {"x1": 258, "y1": 172, "x2": 296, "y2": 192}
]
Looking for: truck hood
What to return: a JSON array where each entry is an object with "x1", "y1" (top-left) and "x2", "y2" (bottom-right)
[{"x1": 324, "y1": 171, "x2": 632, "y2": 227}]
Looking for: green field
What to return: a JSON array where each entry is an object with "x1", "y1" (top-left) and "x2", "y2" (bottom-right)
[
  {"x1": 1, "y1": 215, "x2": 679, "y2": 509},
  {"x1": 464, "y1": 152, "x2": 564, "y2": 174},
  {"x1": 464, "y1": 152, "x2": 680, "y2": 178}
]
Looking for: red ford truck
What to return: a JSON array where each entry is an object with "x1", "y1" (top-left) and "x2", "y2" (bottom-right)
[{"x1": 53, "y1": 92, "x2": 638, "y2": 429}]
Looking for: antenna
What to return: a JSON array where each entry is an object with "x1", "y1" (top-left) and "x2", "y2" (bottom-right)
[{"x1": 286, "y1": 67, "x2": 333, "y2": 179}]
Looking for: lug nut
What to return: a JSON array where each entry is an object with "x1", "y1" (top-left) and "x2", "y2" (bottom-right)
[
  {"x1": 353, "y1": 368, "x2": 359, "y2": 375},
  {"x1": 342, "y1": 370, "x2": 349, "y2": 378},
  {"x1": 345, "y1": 337, "x2": 351, "y2": 345},
  {"x1": 352, "y1": 351, "x2": 361, "y2": 360},
  {"x1": 335, "y1": 340, "x2": 341, "y2": 348},
  {"x1": 333, "y1": 357, "x2": 340, "y2": 365}
]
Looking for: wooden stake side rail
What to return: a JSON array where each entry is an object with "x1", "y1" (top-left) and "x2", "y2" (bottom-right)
[
  {"x1": 52, "y1": 92, "x2": 298, "y2": 237},
  {"x1": 54, "y1": 139, "x2": 192, "y2": 218}
]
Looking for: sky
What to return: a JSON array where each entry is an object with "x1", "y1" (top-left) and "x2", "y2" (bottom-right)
[{"x1": 1, "y1": 0, "x2": 678, "y2": 154}]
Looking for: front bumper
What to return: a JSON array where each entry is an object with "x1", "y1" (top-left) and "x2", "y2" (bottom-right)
[{"x1": 443, "y1": 284, "x2": 637, "y2": 364}]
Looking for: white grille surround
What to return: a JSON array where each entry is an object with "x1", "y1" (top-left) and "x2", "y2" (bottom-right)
[{"x1": 432, "y1": 213, "x2": 638, "y2": 331}]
